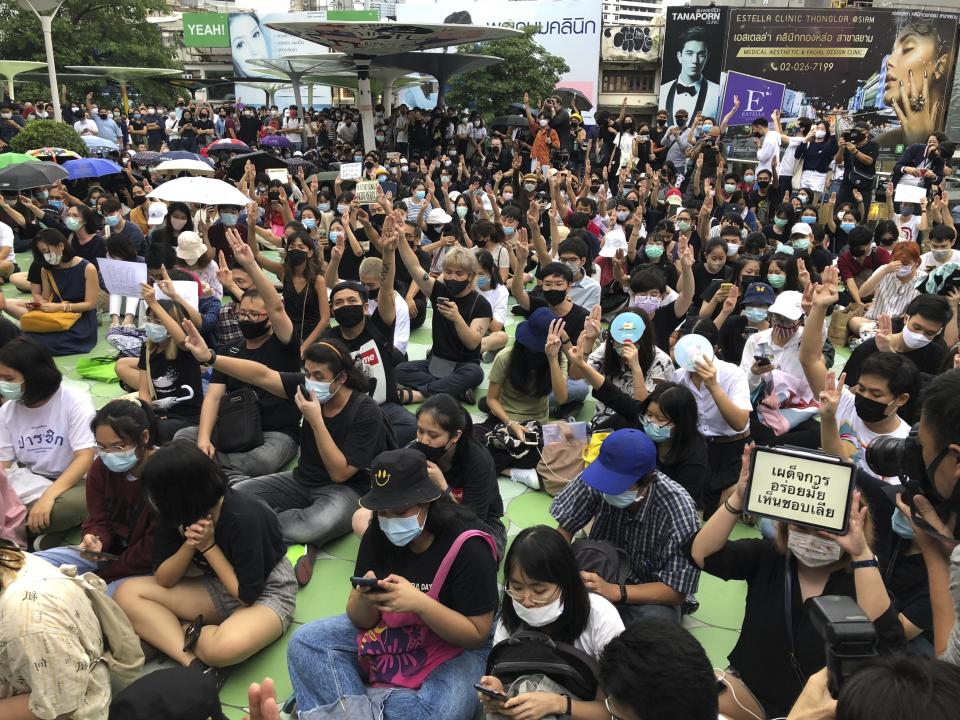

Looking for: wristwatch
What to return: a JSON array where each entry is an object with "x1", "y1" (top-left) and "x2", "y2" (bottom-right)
[
  {"x1": 201, "y1": 349, "x2": 217, "y2": 367},
  {"x1": 850, "y1": 557, "x2": 879, "y2": 570}
]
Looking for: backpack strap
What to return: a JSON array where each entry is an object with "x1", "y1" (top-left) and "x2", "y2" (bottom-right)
[{"x1": 426, "y1": 529, "x2": 496, "y2": 600}]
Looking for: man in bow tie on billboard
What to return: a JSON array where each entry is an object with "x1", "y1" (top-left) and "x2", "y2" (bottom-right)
[{"x1": 660, "y1": 25, "x2": 722, "y2": 119}]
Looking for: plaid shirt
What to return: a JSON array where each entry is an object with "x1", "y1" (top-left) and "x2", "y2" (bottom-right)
[
  {"x1": 550, "y1": 472, "x2": 701, "y2": 613},
  {"x1": 215, "y1": 303, "x2": 242, "y2": 348}
]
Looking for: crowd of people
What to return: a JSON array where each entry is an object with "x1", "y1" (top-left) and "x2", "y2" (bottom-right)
[{"x1": 2, "y1": 89, "x2": 960, "y2": 720}]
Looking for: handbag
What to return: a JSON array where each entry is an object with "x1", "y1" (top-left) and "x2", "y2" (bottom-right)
[
  {"x1": 537, "y1": 421, "x2": 587, "y2": 496},
  {"x1": 20, "y1": 269, "x2": 81, "y2": 333},
  {"x1": 848, "y1": 165, "x2": 875, "y2": 190},
  {"x1": 485, "y1": 420, "x2": 541, "y2": 462},
  {"x1": 212, "y1": 387, "x2": 263, "y2": 453}
]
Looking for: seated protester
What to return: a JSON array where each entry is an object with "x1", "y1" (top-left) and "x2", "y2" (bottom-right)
[
  {"x1": 182, "y1": 327, "x2": 389, "y2": 586},
  {"x1": 397, "y1": 219, "x2": 430, "y2": 331},
  {"x1": 632, "y1": 220, "x2": 680, "y2": 290},
  {"x1": 837, "y1": 225, "x2": 892, "y2": 307},
  {"x1": 324, "y1": 241, "x2": 418, "y2": 447},
  {"x1": 214, "y1": 258, "x2": 250, "y2": 348},
  {"x1": 475, "y1": 308, "x2": 569, "y2": 478},
  {"x1": 921, "y1": 222, "x2": 960, "y2": 270},
  {"x1": 0, "y1": 337, "x2": 95, "y2": 549},
  {"x1": 470, "y1": 218, "x2": 511, "y2": 283},
  {"x1": 151, "y1": 264, "x2": 221, "y2": 359},
  {"x1": 762, "y1": 203, "x2": 796, "y2": 244},
  {"x1": 477, "y1": 525, "x2": 624, "y2": 719},
  {"x1": 800, "y1": 266, "x2": 915, "y2": 483},
  {"x1": 849, "y1": 241, "x2": 926, "y2": 337},
  {"x1": 395, "y1": 244, "x2": 491, "y2": 404},
  {"x1": 576, "y1": 309, "x2": 673, "y2": 431},
  {"x1": 106, "y1": 233, "x2": 144, "y2": 328},
  {"x1": 762, "y1": 251, "x2": 804, "y2": 295},
  {"x1": 174, "y1": 234, "x2": 300, "y2": 483},
  {"x1": 115, "y1": 443, "x2": 296, "y2": 681},
  {"x1": 807, "y1": 222, "x2": 834, "y2": 275},
  {"x1": 690, "y1": 445, "x2": 905, "y2": 718},
  {"x1": 205, "y1": 203, "x2": 247, "y2": 264},
  {"x1": 550, "y1": 429, "x2": 701, "y2": 626},
  {"x1": 476, "y1": 250, "x2": 510, "y2": 362},
  {"x1": 557, "y1": 236, "x2": 602, "y2": 311},
  {"x1": 287, "y1": 449, "x2": 499, "y2": 719},
  {"x1": 885, "y1": 191, "x2": 927, "y2": 244},
  {"x1": 0, "y1": 538, "x2": 143, "y2": 719},
  {"x1": 147, "y1": 201, "x2": 191, "y2": 247},
  {"x1": 625, "y1": 240, "x2": 695, "y2": 354},
  {"x1": 175, "y1": 231, "x2": 223, "y2": 300},
  {"x1": 670, "y1": 318, "x2": 751, "y2": 515},
  {"x1": 1, "y1": 228, "x2": 100, "y2": 356},
  {"x1": 357, "y1": 253, "x2": 411, "y2": 356},
  {"x1": 101, "y1": 194, "x2": 146, "y2": 256},
  {"x1": 64, "y1": 202, "x2": 106, "y2": 269},
  {"x1": 716, "y1": 278, "x2": 772, "y2": 362},
  {"x1": 34, "y1": 399, "x2": 158, "y2": 593}
]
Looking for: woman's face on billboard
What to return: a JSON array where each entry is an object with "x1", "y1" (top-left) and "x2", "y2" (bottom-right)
[
  {"x1": 231, "y1": 14, "x2": 269, "y2": 77},
  {"x1": 884, "y1": 25, "x2": 947, "y2": 106}
]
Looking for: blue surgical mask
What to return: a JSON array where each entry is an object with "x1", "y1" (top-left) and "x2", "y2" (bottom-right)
[
  {"x1": 477, "y1": 275, "x2": 490, "y2": 289},
  {"x1": 603, "y1": 488, "x2": 640, "y2": 509},
  {"x1": 49, "y1": 199, "x2": 63, "y2": 210},
  {"x1": 840, "y1": 221, "x2": 856, "y2": 233},
  {"x1": 144, "y1": 322, "x2": 169, "y2": 343},
  {"x1": 800, "y1": 215, "x2": 815, "y2": 224},
  {"x1": 305, "y1": 378, "x2": 338, "y2": 404},
  {"x1": 337, "y1": 204, "x2": 349, "y2": 215},
  {"x1": 415, "y1": 190, "x2": 426, "y2": 200},
  {"x1": 220, "y1": 213, "x2": 238, "y2": 227},
  {"x1": 503, "y1": 225, "x2": 515, "y2": 236},
  {"x1": 891, "y1": 507, "x2": 915, "y2": 540},
  {"x1": 793, "y1": 239, "x2": 810, "y2": 252},
  {"x1": 328, "y1": 230, "x2": 341, "y2": 243},
  {"x1": 767, "y1": 273, "x2": 786, "y2": 289},
  {"x1": 641, "y1": 418, "x2": 672, "y2": 443},
  {"x1": 105, "y1": 214, "x2": 120, "y2": 227},
  {"x1": 98, "y1": 447, "x2": 139, "y2": 473},
  {"x1": 744, "y1": 307, "x2": 769, "y2": 324},
  {"x1": 318, "y1": 203, "x2": 331, "y2": 212},
  {"x1": 0, "y1": 380, "x2": 23, "y2": 401},
  {"x1": 379, "y1": 509, "x2": 425, "y2": 546},
  {"x1": 302, "y1": 218, "x2": 317, "y2": 230}
]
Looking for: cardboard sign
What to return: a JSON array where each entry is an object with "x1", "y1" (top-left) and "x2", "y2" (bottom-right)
[
  {"x1": 745, "y1": 446, "x2": 856, "y2": 534},
  {"x1": 339, "y1": 162, "x2": 362, "y2": 180},
  {"x1": 155, "y1": 280, "x2": 199, "y2": 310},
  {"x1": 355, "y1": 180, "x2": 379, "y2": 205}
]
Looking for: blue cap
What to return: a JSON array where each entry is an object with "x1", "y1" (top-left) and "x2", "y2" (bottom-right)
[
  {"x1": 742, "y1": 281, "x2": 776, "y2": 306},
  {"x1": 515, "y1": 306, "x2": 558, "y2": 352},
  {"x1": 610, "y1": 312, "x2": 646, "y2": 344},
  {"x1": 581, "y1": 429, "x2": 657, "y2": 494}
]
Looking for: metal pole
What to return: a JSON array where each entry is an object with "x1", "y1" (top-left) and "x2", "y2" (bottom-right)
[{"x1": 39, "y1": 13, "x2": 63, "y2": 122}]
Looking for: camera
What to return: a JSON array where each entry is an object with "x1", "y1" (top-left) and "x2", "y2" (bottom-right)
[{"x1": 810, "y1": 596, "x2": 877, "y2": 698}]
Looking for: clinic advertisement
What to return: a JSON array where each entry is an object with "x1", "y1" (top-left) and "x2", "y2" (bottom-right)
[
  {"x1": 396, "y1": 0, "x2": 602, "y2": 106},
  {"x1": 659, "y1": 7, "x2": 729, "y2": 123},
  {"x1": 720, "y1": 71, "x2": 786, "y2": 127},
  {"x1": 722, "y1": 8, "x2": 959, "y2": 156}
]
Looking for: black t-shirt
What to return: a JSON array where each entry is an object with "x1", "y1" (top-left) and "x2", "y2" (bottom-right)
[
  {"x1": 396, "y1": 247, "x2": 431, "y2": 297},
  {"x1": 429, "y1": 282, "x2": 492, "y2": 363},
  {"x1": 843, "y1": 140, "x2": 879, "y2": 180},
  {"x1": 651, "y1": 302, "x2": 685, "y2": 353},
  {"x1": 444, "y1": 440, "x2": 504, "y2": 528},
  {"x1": 526, "y1": 297, "x2": 588, "y2": 344},
  {"x1": 355, "y1": 523, "x2": 499, "y2": 618},
  {"x1": 152, "y1": 489, "x2": 284, "y2": 605},
  {"x1": 137, "y1": 346, "x2": 203, "y2": 422},
  {"x1": 692, "y1": 261, "x2": 731, "y2": 312},
  {"x1": 279, "y1": 373, "x2": 386, "y2": 495},
  {"x1": 325, "y1": 316, "x2": 399, "y2": 404},
  {"x1": 0, "y1": 316, "x2": 20, "y2": 349},
  {"x1": 71, "y1": 233, "x2": 107, "y2": 265},
  {"x1": 210, "y1": 334, "x2": 302, "y2": 438}
]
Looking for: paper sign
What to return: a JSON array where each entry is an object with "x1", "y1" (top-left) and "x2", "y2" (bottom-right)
[
  {"x1": 98, "y1": 258, "x2": 147, "y2": 298},
  {"x1": 355, "y1": 180, "x2": 379, "y2": 205},
  {"x1": 339, "y1": 162, "x2": 362, "y2": 180},
  {"x1": 156, "y1": 280, "x2": 199, "y2": 310},
  {"x1": 894, "y1": 183, "x2": 927, "y2": 204},
  {"x1": 386, "y1": 152, "x2": 400, "y2": 162},
  {"x1": 267, "y1": 168, "x2": 289, "y2": 183}
]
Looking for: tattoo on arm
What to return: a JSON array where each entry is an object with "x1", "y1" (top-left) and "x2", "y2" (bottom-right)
[
  {"x1": 380, "y1": 261, "x2": 391, "y2": 284},
  {"x1": 422, "y1": 272, "x2": 430, "y2": 282}
]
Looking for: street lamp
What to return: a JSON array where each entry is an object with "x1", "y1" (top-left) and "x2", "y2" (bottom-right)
[{"x1": 17, "y1": 0, "x2": 64, "y2": 122}]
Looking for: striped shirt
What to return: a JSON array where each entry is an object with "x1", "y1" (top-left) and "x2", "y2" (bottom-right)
[
  {"x1": 864, "y1": 269, "x2": 927, "y2": 321},
  {"x1": 550, "y1": 472, "x2": 701, "y2": 613}
]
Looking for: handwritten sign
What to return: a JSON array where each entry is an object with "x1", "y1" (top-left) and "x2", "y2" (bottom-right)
[
  {"x1": 156, "y1": 280, "x2": 199, "y2": 310},
  {"x1": 894, "y1": 183, "x2": 926, "y2": 204},
  {"x1": 355, "y1": 180, "x2": 379, "y2": 205},
  {"x1": 745, "y1": 447, "x2": 855, "y2": 533},
  {"x1": 339, "y1": 162, "x2": 362, "y2": 180},
  {"x1": 98, "y1": 258, "x2": 147, "y2": 298}
]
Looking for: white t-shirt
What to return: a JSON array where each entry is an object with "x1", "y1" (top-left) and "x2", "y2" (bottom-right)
[
  {"x1": 0, "y1": 385, "x2": 96, "y2": 498},
  {"x1": 921, "y1": 248, "x2": 960, "y2": 270},
  {"x1": 673, "y1": 359, "x2": 752, "y2": 437},
  {"x1": 368, "y1": 290, "x2": 410, "y2": 354},
  {"x1": 494, "y1": 593, "x2": 625, "y2": 659},
  {"x1": 0, "y1": 220, "x2": 13, "y2": 250},
  {"x1": 835, "y1": 388, "x2": 910, "y2": 483},
  {"x1": 73, "y1": 119, "x2": 98, "y2": 136},
  {"x1": 757, "y1": 130, "x2": 782, "y2": 173},
  {"x1": 778, "y1": 136, "x2": 805, "y2": 178},
  {"x1": 481, "y1": 284, "x2": 509, "y2": 326},
  {"x1": 895, "y1": 214, "x2": 921, "y2": 242}
]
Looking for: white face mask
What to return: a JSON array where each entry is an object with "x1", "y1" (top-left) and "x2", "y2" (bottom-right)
[
  {"x1": 901, "y1": 326, "x2": 932, "y2": 350},
  {"x1": 787, "y1": 530, "x2": 843, "y2": 567},
  {"x1": 511, "y1": 595, "x2": 564, "y2": 627}
]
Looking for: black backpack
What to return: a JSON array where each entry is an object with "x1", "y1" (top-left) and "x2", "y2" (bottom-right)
[
  {"x1": 485, "y1": 630, "x2": 600, "y2": 700},
  {"x1": 572, "y1": 538, "x2": 630, "y2": 586}
]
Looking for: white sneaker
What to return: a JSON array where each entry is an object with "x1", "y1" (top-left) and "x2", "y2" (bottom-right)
[{"x1": 511, "y1": 468, "x2": 540, "y2": 490}]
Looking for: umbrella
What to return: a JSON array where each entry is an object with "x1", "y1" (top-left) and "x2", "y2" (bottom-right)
[
  {"x1": 161, "y1": 151, "x2": 214, "y2": 167},
  {"x1": 284, "y1": 156, "x2": 316, "y2": 173},
  {"x1": 153, "y1": 159, "x2": 215, "y2": 176},
  {"x1": 227, "y1": 151, "x2": 287, "y2": 181},
  {"x1": 131, "y1": 151, "x2": 163, "y2": 167},
  {"x1": 0, "y1": 153, "x2": 40, "y2": 169},
  {"x1": 507, "y1": 103, "x2": 537, "y2": 117},
  {"x1": 489, "y1": 115, "x2": 531, "y2": 129},
  {"x1": 207, "y1": 138, "x2": 251, "y2": 155},
  {"x1": 26, "y1": 147, "x2": 82, "y2": 163},
  {"x1": 82, "y1": 136, "x2": 120, "y2": 151},
  {"x1": 0, "y1": 162, "x2": 69, "y2": 191},
  {"x1": 555, "y1": 87, "x2": 593, "y2": 111},
  {"x1": 62, "y1": 158, "x2": 123, "y2": 180},
  {"x1": 147, "y1": 177, "x2": 250, "y2": 206},
  {"x1": 260, "y1": 134, "x2": 293, "y2": 149}
]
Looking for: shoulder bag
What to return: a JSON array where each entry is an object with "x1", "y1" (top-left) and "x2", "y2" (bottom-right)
[{"x1": 20, "y1": 269, "x2": 81, "y2": 333}]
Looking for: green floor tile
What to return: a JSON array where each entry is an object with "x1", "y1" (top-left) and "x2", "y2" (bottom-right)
[
  {"x1": 688, "y1": 625, "x2": 740, "y2": 668},
  {"x1": 292, "y1": 558, "x2": 356, "y2": 623},
  {"x1": 690, "y1": 574, "x2": 747, "y2": 632},
  {"x1": 506, "y1": 489, "x2": 555, "y2": 528},
  {"x1": 321, "y1": 532, "x2": 361, "y2": 562},
  {"x1": 497, "y1": 477, "x2": 528, "y2": 504},
  {"x1": 729, "y1": 521, "x2": 762, "y2": 541},
  {"x1": 217, "y1": 623, "x2": 297, "y2": 714}
]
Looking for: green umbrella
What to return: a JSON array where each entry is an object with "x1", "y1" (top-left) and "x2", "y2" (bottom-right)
[{"x1": 0, "y1": 153, "x2": 40, "y2": 169}]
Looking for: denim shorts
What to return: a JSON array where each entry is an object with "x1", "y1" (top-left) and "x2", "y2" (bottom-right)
[{"x1": 202, "y1": 556, "x2": 297, "y2": 629}]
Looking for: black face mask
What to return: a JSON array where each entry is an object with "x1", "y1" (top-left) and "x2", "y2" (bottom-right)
[
  {"x1": 333, "y1": 305, "x2": 365, "y2": 328},
  {"x1": 238, "y1": 318, "x2": 270, "y2": 339},
  {"x1": 444, "y1": 279, "x2": 469, "y2": 296},
  {"x1": 590, "y1": 184, "x2": 600, "y2": 193},
  {"x1": 757, "y1": 181, "x2": 770, "y2": 189},
  {"x1": 657, "y1": 118, "x2": 667, "y2": 126},
  {"x1": 854, "y1": 393, "x2": 892, "y2": 424},
  {"x1": 132, "y1": 196, "x2": 146, "y2": 207},
  {"x1": 412, "y1": 440, "x2": 449, "y2": 463},
  {"x1": 543, "y1": 289, "x2": 567, "y2": 306},
  {"x1": 287, "y1": 249, "x2": 308, "y2": 266},
  {"x1": 366, "y1": 286, "x2": 379, "y2": 300}
]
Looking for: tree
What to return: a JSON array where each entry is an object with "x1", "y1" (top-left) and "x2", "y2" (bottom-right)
[
  {"x1": 446, "y1": 27, "x2": 570, "y2": 118},
  {"x1": 0, "y1": 0, "x2": 180, "y2": 105},
  {"x1": 10, "y1": 120, "x2": 86, "y2": 157}
]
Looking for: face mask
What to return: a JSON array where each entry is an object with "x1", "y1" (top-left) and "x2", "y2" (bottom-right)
[
  {"x1": 337, "y1": 204, "x2": 350, "y2": 215},
  {"x1": 144, "y1": 322, "x2": 169, "y2": 343},
  {"x1": 71, "y1": 106, "x2": 79, "y2": 113},
  {"x1": 524, "y1": 183, "x2": 537, "y2": 193},
  {"x1": 49, "y1": 199, "x2": 63, "y2": 210},
  {"x1": 757, "y1": 180, "x2": 770, "y2": 189},
  {"x1": 318, "y1": 202, "x2": 331, "y2": 213},
  {"x1": 333, "y1": 304, "x2": 365, "y2": 329},
  {"x1": 451, "y1": 205, "x2": 468, "y2": 220},
  {"x1": 677, "y1": 220, "x2": 691, "y2": 232},
  {"x1": 301, "y1": 217, "x2": 317, "y2": 230},
  {"x1": 444, "y1": 278, "x2": 469, "y2": 296},
  {"x1": 900, "y1": 207, "x2": 914, "y2": 217},
  {"x1": 413, "y1": 440, "x2": 450, "y2": 463},
  {"x1": 891, "y1": 507, "x2": 916, "y2": 540},
  {"x1": 415, "y1": 190, "x2": 426, "y2": 201},
  {"x1": 854, "y1": 393, "x2": 893, "y2": 423},
  {"x1": 675, "y1": 116, "x2": 687, "y2": 125},
  {"x1": 702, "y1": 123, "x2": 713, "y2": 132},
  {"x1": 724, "y1": 242, "x2": 740, "y2": 257},
  {"x1": 305, "y1": 377, "x2": 340, "y2": 404},
  {"x1": 440, "y1": 175, "x2": 451, "y2": 184},
  {"x1": 894, "y1": 264, "x2": 914, "y2": 279},
  {"x1": 744, "y1": 174, "x2": 755, "y2": 184},
  {"x1": 631, "y1": 295, "x2": 660, "y2": 315},
  {"x1": 604, "y1": 487, "x2": 640, "y2": 508},
  {"x1": 641, "y1": 418, "x2": 672, "y2": 443},
  {"x1": 645, "y1": 245, "x2": 664, "y2": 260},
  {"x1": 105, "y1": 214, "x2": 120, "y2": 227},
  {"x1": 774, "y1": 217, "x2": 789, "y2": 228},
  {"x1": 616, "y1": 210, "x2": 629, "y2": 223},
  {"x1": 98, "y1": 447, "x2": 139, "y2": 473},
  {"x1": 564, "y1": 260, "x2": 581, "y2": 276},
  {"x1": 543, "y1": 289, "x2": 567, "y2": 306},
  {"x1": 0, "y1": 380, "x2": 23, "y2": 401},
  {"x1": 815, "y1": 130, "x2": 827, "y2": 140},
  {"x1": 767, "y1": 273, "x2": 786, "y2": 289},
  {"x1": 901, "y1": 326, "x2": 932, "y2": 350},
  {"x1": 476, "y1": 275, "x2": 490, "y2": 289},
  {"x1": 329, "y1": 231, "x2": 341, "y2": 243},
  {"x1": 743, "y1": 307, "x2": 769, "y2": 324},
  {"x1": 221, "y1": 213, "x2": 238, "y2": 227},
  {"x1": 798, "y1": 215, "x2": 816, "y2": 225},
  {"x1": 502, "y1": 192, "x2": 514, "y2": 202},
  {"x1": 379, "y1": 509, "x2": 425, "y2": 546},
  {"x1": 788, "y1": 530, "x2": 843, "y2": 567},
  {"x1": 503, "y1": 225, "x2": 516, "y2": 236},
  {"x1": 776, "y1": 243, "x2": 795, "y2": 256},
  {"x1": 797, "y1": 194, "x2": 810, "y2": 205},
  {"x1": 793, "y1": 239, "x2": 811, "y2": 252},
  {"x1": 401, "y1": 164, "x2": 409, "y2": 172},
  {"x1": 64, "y1": 217, "x2": 82, "y2": 231},
  {"x1": 933, "y1": 249, "x2": 953, "y2": 261},
  {"x1": 443, "y1": 160, "x2": 453, "y2": 168},
  {"x1": 512, "y1": 595, "x2": 564, "y2": 627},
  {"x1": 287, "y1": 249, "x2": 308, "y2": 266},
  {"x1": 724, "y1": 183, "x2": 737, "y2": 193},
  {"x1": 840, "y1": 222, "x2": 856, "y2": 233},
  {"x1": 43, "y1": 251, "x2": 63, "y2": 265},
  {"x1": 539, "y1": 119, "x2": 549, "y2": 128},
  {"x1": 238, "y1": 318, "x2": 269, "y2": 339}
]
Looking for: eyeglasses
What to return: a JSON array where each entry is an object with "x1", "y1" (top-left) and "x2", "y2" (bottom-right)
[
  {"x1": 504, "y1": 584, "x2": 560, "y2": 606},
  {"x1": 604, "y1": 697, "x2": 627, "y2": 720},
  {"x1": 237, "y1": 311, "x2": 268, "y2": 321}
]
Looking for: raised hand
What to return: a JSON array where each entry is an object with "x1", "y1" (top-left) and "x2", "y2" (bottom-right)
[
  {"x1": 818, "y1": 371, "x2": 846, "y2": 418},
  {"x1": 226, "y1": 227, "x2": 255, "y2": 266},
  {"x1": 216, "y1": 250, "x2": 232, "y2": 287},
  {"x1": 544, "y1": 318, "x2": 565, "y2": 358},
  {"x1": 797, "y1": 258, "x2": 810, "y2": 288},
  {"x1": 874, "y1": 313, "x2": 894, "y2": 352},
  {"x1": 583, "y1": 303, "x2": 602, "y2": 341},
  {"x1": 180, "y1": 319, "x2": 210, "y2": 360},
  {"x1": 722, "y1": 284, "x2": 740, "y2": 314}
]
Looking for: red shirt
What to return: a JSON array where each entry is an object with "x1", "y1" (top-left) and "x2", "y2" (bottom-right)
[{"x1": 837, "y1": 247, "x2": 891, "y2": 281}]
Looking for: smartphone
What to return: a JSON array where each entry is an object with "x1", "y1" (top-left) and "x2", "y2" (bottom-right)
[
  {"x1": 754, "y1": 355, "x2": 772, "y2": 367},
  {"x1": 298, "y1": 383, "x2": 313, "y2": 401},
  {"x1": 720, "y1": 282, "x2": 733, "y2": 292},
  {"x1": 523, "y1": 431, "x2": 539, "y2": 446},
  {"x1": 474, "y1": 684, "x2": 508, "y2": 702},
  {"x1": 436, "y1": 296, "x2": 449, "y2": 305},
  {"x1": 350, "y1": 576, "x2": 380, "y2": 588},
  {"x1": 68, "y1": 546, "x2": 120, "y2": 562},
  {"x1": 268, "y1": 190, "x2": 280, "y2": 203}
]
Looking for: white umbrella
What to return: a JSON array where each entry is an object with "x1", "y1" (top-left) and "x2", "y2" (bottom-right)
[
  {"x1": 147, "y1": 177, "x2": 250, "y2": 206},
  {"x1": 153, "y1": 159, "x2": 215, "y2": 176}
]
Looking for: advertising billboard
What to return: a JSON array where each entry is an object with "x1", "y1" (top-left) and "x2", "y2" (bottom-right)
[
  {"x1": 721, "y1": 7, "x2": 959, "y2": 156},
  {"x1": 659, "y1": 7, "x2": 729, "y2": 123},
  {"x1": 183, "y1": 13, "x2": 230, "y2": 49},
  {"x1": 396, "y1": 0, "x2": 602, "y2": 106},
  {"x1": 602, "y1": 24, "x2": 661, "y2": 64}
]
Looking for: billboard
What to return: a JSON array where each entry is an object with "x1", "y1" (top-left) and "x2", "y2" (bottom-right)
[
  {"x1": 183, "y1": 13, "x2": 230, "y2": 48},
  {"x1": 721, "y1": 7, "x2": 959, "y2": 156},
  {"x1": 396, "y1": 0, "x2": 603, "y2": 106},
  {"x1": 659, "y1": 7, "x2": 729, "y2": 123},
  {"x1": 719, "y1": 71, "x2": 785, "y2": 127},
  {"x1": 602, "y1": 24, "x2": 662, "y2": 64}
]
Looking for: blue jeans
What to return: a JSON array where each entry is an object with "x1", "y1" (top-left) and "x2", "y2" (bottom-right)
[
  {"x1": 32, "y1": 547, "x2": 135, "y2": 596},
  {"x1": 381, "y1": 402, "x2": 417, "y2": 447},
  {"x1": 549, "y1": 378, "x2": 590, "y2": 413},
  {"x1": 395, "y1": 359, "x2": 484, "y2": 398},
  {"x1": 288, "y1": 613, "x2": 488, "y2": 720},
  {"x1": 174, "y1": 426, "x2": 299, "y2": 484}
]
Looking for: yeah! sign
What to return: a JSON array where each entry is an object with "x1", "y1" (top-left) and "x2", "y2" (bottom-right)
[{"x1": 183, "y1": 13, "x2": 231, "y2": 48}]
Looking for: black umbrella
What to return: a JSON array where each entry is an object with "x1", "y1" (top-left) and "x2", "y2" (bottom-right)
[
  {"x1": 131, "y1": 151, "x2": 163, "y2": 167},
  {"x1": 285, "y1": 156, "x2": 317, "y2": 174},
  {"x1": 0, "y1": 162, "x2": 69, "y2": 191},
  {"x1": 507, "y1": 103, "x2": 537, "y2": 117},
  {"x1": 227, "y1": 151, "x2": 288, "y2": 181},
  {"x1": 555, "y1": 87, "x2": 593, "y2": 111},
  {"x1": 490, "y1": 115, "x2": 532, "y2": 129}
]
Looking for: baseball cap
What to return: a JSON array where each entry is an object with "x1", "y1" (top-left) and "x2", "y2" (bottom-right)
[
  {"x1": 610, "y1": 312, "x2": 646, "y2": 344},
  {"x1": 769, "y1": 290, "x2": 804, "y2": 320},
  {"x1": 359, "y1": 449, "x2": 441, "y2": 511},
  {"x1": 790, "y1": 223, "x2": 813, "y2": 237},
  {"x1": 581, "y1": 429, "x2": 657, "y2": 494},
  {"x1": 742, "y1": 282, "x2": 776, "y2": 306},
  {"x1": 147, "y1": 202, "x2": 168, "y2": 225}
]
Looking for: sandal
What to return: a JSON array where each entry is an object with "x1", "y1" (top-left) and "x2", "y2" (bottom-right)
[
  {"x1": 398, "y1": 387, "x2": 419, "y2": 405},
  {"x1": 183, "y1": 614, "x2": 204, "y2": 653}
]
